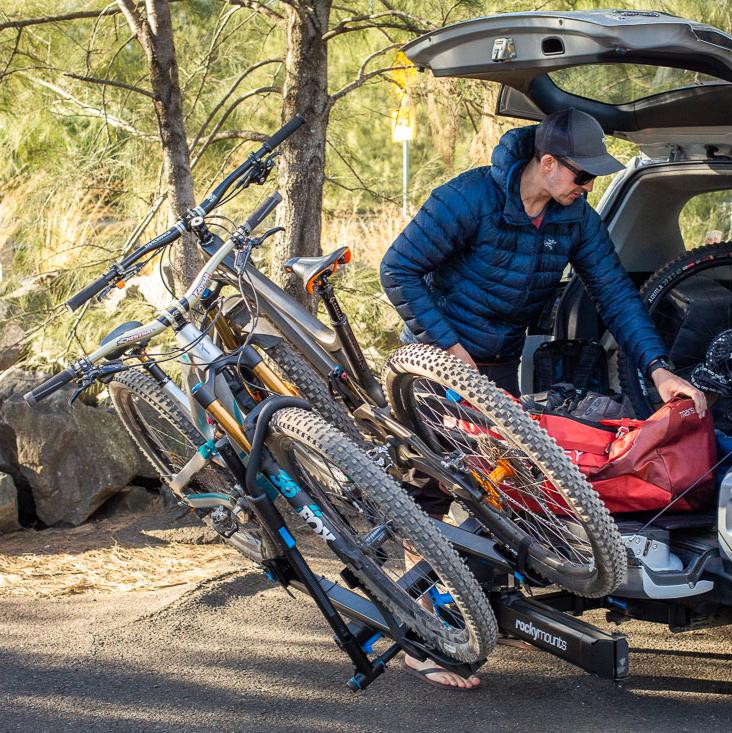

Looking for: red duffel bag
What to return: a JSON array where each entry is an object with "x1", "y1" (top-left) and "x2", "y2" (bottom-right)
[{"x1": 538, "y1": 397, "x2": 717, "y2": 513}]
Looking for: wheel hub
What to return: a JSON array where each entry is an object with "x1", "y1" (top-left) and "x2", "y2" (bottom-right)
[{"x1": 691, "y1": 328, "x2": 732, "y2": 394}]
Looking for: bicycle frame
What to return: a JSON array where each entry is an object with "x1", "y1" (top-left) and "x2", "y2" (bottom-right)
[{"x1": 199, "y1": 237, "x2": 366, "y2": 391}]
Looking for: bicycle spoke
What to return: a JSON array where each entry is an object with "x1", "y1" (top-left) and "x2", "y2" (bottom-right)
[{"x1": 288, "y1": 442, "x2": 469, "y2": 634}]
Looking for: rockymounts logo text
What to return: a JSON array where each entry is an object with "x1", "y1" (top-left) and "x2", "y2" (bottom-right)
[{"x1": 514, "y1": 619, "x2": 568, "y2": 651}]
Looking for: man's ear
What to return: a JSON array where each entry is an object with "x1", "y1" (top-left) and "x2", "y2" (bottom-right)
[{"x1": 539, "y1": 154, "x2": 556, "y2": 174}]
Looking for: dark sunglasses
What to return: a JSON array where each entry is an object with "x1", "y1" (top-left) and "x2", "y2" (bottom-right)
[{"x1": 556, "y1": 156, "x2": 597, "y2": 186}]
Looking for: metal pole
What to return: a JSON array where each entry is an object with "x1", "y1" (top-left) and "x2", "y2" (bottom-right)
[{"x1": 402, "y1": 139, "x2": 409, "y2": 218}]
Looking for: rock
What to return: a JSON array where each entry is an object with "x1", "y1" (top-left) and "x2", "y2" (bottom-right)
[
  {"x1": 4, "y1": 272, "x2": 57, "y2": 300},
  {"x1": 0, "y1": 422, "x2": 18, "y2": 474},
  {"x1": 0, "y1": 323, "x2": 25, "y2": 371},
  {"x1": 0, "y1": 368, "x2": 148, "y2": 526},
  {"x1": 98, "y1": 486, "x2": 164, "y2": 516},
  {"x1": 0, "y1": 471, "x2": 19, "y2": 532}
]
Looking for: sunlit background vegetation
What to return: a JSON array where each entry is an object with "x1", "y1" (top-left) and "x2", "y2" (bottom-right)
[{"x1": 0, "y1": 0, "x2": 730, "y2": 370}]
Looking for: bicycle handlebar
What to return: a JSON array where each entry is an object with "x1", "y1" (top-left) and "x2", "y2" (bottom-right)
[
  {"x1": 23, "y1": 366, "x2": 77, "y2": 405},
  {"x1": 242, "y1": 192, "x2": 282, "y2": 235},
  {"x1": 262, "y1": 115, "x2": 305, "y2": 153},
  {"x1": 64, "y1": 115, "x2": 304, "y2": 312},
  {"x1": 65, "y1": 275, "x2": 112, "y2": 312},
  {"x1": 27, "y1": 190, "x2": 284, "y2": 405}
]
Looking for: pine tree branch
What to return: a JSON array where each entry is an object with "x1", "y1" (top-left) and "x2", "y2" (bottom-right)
[
  {"x1": 63, "y1": 72, "x2": 153, "y2": 98},
  {"x1": 0, "y1": 5, "x2": 121, "y2": 32},
  {"x1": 184, "y1": 4, "x2": 243, "y2": 119},
  {"x1": 356, "y1": 42, "x2": 400, "y2": 79},
  {"x1": 189, "y1": 58, "x2": 283, "y2": 153},
  {"x1": 329, "y1": 64, "x2": 409, "y2": 105},
  {"x1": 23, "y1": 74, "x2": 152, "y2": 138},
  {"x1": 323, "y1": 10, "x2": 431, "y2": 40},
  {"x1": 190, "y1": 85, "x2": 280, "y2": 167},
  {"x1": 0, "y1": 27, "x2": 22, "y2": 83},
  {"x1": 207, "y1": 129, "x2": 268, "y2": 143},
  {"x1": 224, "y1": 0, "x2": 285, "y2": 20}
]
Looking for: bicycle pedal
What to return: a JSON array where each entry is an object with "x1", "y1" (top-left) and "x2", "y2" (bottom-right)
[{"x1": 210, "y1": 507, "x2": 239, "y2": 538}]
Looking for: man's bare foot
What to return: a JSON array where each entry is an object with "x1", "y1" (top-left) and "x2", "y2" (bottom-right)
[{"x1": 402, "y1": 653, "x2": 480, "y2": 689}]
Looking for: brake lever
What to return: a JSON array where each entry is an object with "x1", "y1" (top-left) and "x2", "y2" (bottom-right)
[
  {"x1": 254, "y1": 226, "x2": 285, "y2": 245},
  {"x1": 68, "y1": 361, "x2": 128, "y2": 406},
  {"x1": 96, "y1": 262, "x2": 145, "y2": 303},
  {"x1": 68, "y1": 372, "x2": 95, "y2": 406}
]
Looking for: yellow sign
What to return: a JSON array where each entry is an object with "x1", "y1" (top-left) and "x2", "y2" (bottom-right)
[
  {"x1": 392, "y1": 51, "x2": 418, "y2": 92},
  {"x1": 391, "y1": 96, "x2": 415, "y2": 142}
]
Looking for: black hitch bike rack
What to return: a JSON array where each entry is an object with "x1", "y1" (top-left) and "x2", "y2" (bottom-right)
[
  {"x1": 442, "y1": 518, "x2": 629, "y2": 681},
  {"x1": 284, "y1": 515, "x2": 630, "y2": 684},
  {"x1": 197, "y1": 388, "x2": 629, "y2": 686}
]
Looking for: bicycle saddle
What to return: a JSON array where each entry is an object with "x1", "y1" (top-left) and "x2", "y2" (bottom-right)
[{"x1": 284, "y1": 246, "x2": 351, "y2": 294}]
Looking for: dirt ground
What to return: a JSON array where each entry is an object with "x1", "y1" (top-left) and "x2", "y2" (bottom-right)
[{"x1": 1, "y1": 507, "x2": 731, "y2": 733}]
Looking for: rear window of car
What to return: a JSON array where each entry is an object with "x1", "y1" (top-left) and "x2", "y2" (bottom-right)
[
  {"x1": 679, "y1": 190, "x2": 732, "y2": 249},
  {"x1": 548, "y1": 64, "x2": 729, "y2": 105}
]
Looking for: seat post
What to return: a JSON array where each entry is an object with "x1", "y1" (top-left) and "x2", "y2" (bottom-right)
[{"x1": 314, "y1": 277, "x2": 386, "y2": 406}]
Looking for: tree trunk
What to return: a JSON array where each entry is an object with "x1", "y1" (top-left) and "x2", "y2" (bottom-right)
[
  {"x1": 274, "y1": 1, "x2": 331, "y2": 305},
  {"x1": 118, "y1": 0, "x2": 202, "y2": 292}
]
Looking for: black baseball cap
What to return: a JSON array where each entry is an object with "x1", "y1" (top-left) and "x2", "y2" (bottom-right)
[{"x1": 534, "y1": 108, "x2": 624, "y2": 176}]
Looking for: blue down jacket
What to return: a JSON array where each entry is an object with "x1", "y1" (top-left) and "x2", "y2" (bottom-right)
[{"x1": 380, "y1": 125, "x2": 666, "y2": 370}]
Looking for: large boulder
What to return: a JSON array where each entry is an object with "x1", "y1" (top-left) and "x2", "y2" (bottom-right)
[
  {"x1": 0, "y1": 323, "x2": 24, "y2": 371},
  {"x1": 0, "y1": 471, "x2": 19, "y2": 532},
  {"x1": 0, "y1": 368, "x2": 148, "y2": 526}
]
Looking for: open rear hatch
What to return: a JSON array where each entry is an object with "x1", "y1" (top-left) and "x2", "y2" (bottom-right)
[{"x1": 403, "y1": 9, "x2": 732, "y2": 158}]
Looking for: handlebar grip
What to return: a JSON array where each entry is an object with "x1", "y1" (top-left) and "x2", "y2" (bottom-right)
[
  {"x1": 65, "y1": 275, "x2": 111, "y2": 312},
  {"x1": 23, "y1": 367, "x2": 77, "y2": 405},
  {"x1": 243, "y1": 192, "x2": 283, "y2": 234},
  {"x1": 263, "y1": 115, "x2": 305, "y2": 152}
]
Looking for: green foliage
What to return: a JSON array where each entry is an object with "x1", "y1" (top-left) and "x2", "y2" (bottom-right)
[{"x1": 0, "y1": 0, "x2": 730, "y2": 367}]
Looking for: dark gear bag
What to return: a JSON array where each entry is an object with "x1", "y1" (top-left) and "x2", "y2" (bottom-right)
[
  {"x1": 521, "y1": 383, "x2": 634, "y2": 420},
  {"x1": 533, "y1": 338, "x2": 609, "y2": 394}
]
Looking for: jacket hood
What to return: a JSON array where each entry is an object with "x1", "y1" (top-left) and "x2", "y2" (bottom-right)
[
  {"x1": 490, "y1": 125, "x2": 585, "y2": 225},
  {"x1": 490, "y1": 126, "x2": 537, "y2": 191}
]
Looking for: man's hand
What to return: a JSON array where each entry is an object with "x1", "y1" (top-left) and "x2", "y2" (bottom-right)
[
  {"x1": 650, "y1": 367, "x2": 707, "y2": 418},
  {"x1": 447, "y1": 343, "x2": 477, "y2": 370}
]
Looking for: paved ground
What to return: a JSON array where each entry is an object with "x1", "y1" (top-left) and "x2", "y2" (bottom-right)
[{"x1": 1, "y1": 510, "x2": 731, "y2": 733}]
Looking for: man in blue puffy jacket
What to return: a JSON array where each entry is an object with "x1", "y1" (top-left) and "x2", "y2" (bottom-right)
[{"x1": 381, "y1": 108, "x2": 705, "y2": 689}]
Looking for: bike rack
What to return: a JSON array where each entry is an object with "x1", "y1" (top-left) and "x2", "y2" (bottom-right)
[
  {"x1": 181, "y1": 389, "x2": 630, "y2": 685},
  {"x1": 286, "y1": 516, "x2": 630, "y2": 683}
]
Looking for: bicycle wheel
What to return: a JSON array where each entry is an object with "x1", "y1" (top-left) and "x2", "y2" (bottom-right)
[
  {"x1": 108, "y1": 370, "x2": 264, "y2": 561},
  {"x1": 266, "y1": 407, "x2": 497, "y2": 663},
  {"x1": 618, "y1": 241, "x2": 732, "y2": 424},
  {"x1": 382, "y1": 344, "x2": 627, "y2": 598}
]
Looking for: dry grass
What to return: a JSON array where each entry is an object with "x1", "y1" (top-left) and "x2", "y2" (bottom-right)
[
  {"x1": 320, "y1": 206, "x2": 405, "y2": 366},
  {"x1": 0, "y1": 512, "x2": 242, "y2": 598},
  {"x1": 0, "y1": 175, "x2": 133, "y2": 277},
  {"x1": 0, "y1": 544, "x2": 238, "y2": 597},
  {"x1": 322, "y1": 203, "x2": 406, "y2": 271}
]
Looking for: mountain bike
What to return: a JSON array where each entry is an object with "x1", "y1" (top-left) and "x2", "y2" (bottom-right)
[{"x1": 25, "y1": 119, "x2": 498, "y2": 690}]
